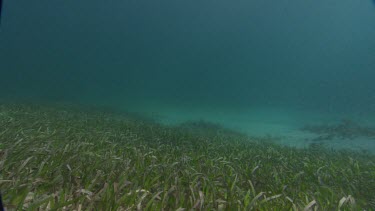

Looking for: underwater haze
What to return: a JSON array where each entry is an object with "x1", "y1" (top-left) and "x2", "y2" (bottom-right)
[
  {"x1": 3, "y1": 1, "x2": 375, "y2": 210},
  {"x1": 1, "y1": 0, "x2": 375, "y2": 150}
]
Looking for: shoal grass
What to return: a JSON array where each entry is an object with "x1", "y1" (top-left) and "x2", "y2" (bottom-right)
[{"x1": 0, "y1": 103, "x2": 375, "y2": 210}]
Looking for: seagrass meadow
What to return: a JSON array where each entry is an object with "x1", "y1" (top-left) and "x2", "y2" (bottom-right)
[
  {"x1": 0, "y1": 103, "x2": 374, "y2": 210},
  {"x1": 2, "y1": 0, "x2": 375, "y2": 210}
]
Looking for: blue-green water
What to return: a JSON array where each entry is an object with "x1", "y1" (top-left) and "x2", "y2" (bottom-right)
[{"x1": 1, "y1": 0, "x2": 375, "y2": 150}]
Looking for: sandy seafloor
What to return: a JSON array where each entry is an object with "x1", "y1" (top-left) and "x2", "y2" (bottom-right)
[{"x1": 118, "y1": 101, "x2": 375, "y2": 153}]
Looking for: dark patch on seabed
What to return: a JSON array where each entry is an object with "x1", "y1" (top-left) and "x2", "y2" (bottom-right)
[{"x1": 301, "y1": 119, "x2": 375, "y2": 142}]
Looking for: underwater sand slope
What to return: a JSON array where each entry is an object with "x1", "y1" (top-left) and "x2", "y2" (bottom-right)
[{"x1": 121, "y1": 102, "x2": 375, "y2": 153}]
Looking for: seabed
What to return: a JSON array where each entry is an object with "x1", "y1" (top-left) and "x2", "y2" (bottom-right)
[{"x1": 0, "y1": 103, "x2": 374, "y2": 210}]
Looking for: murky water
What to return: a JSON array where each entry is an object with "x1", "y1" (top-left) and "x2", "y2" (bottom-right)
[{"x1": 1, "y1": 0, "x2": 375, "y2": 151}]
